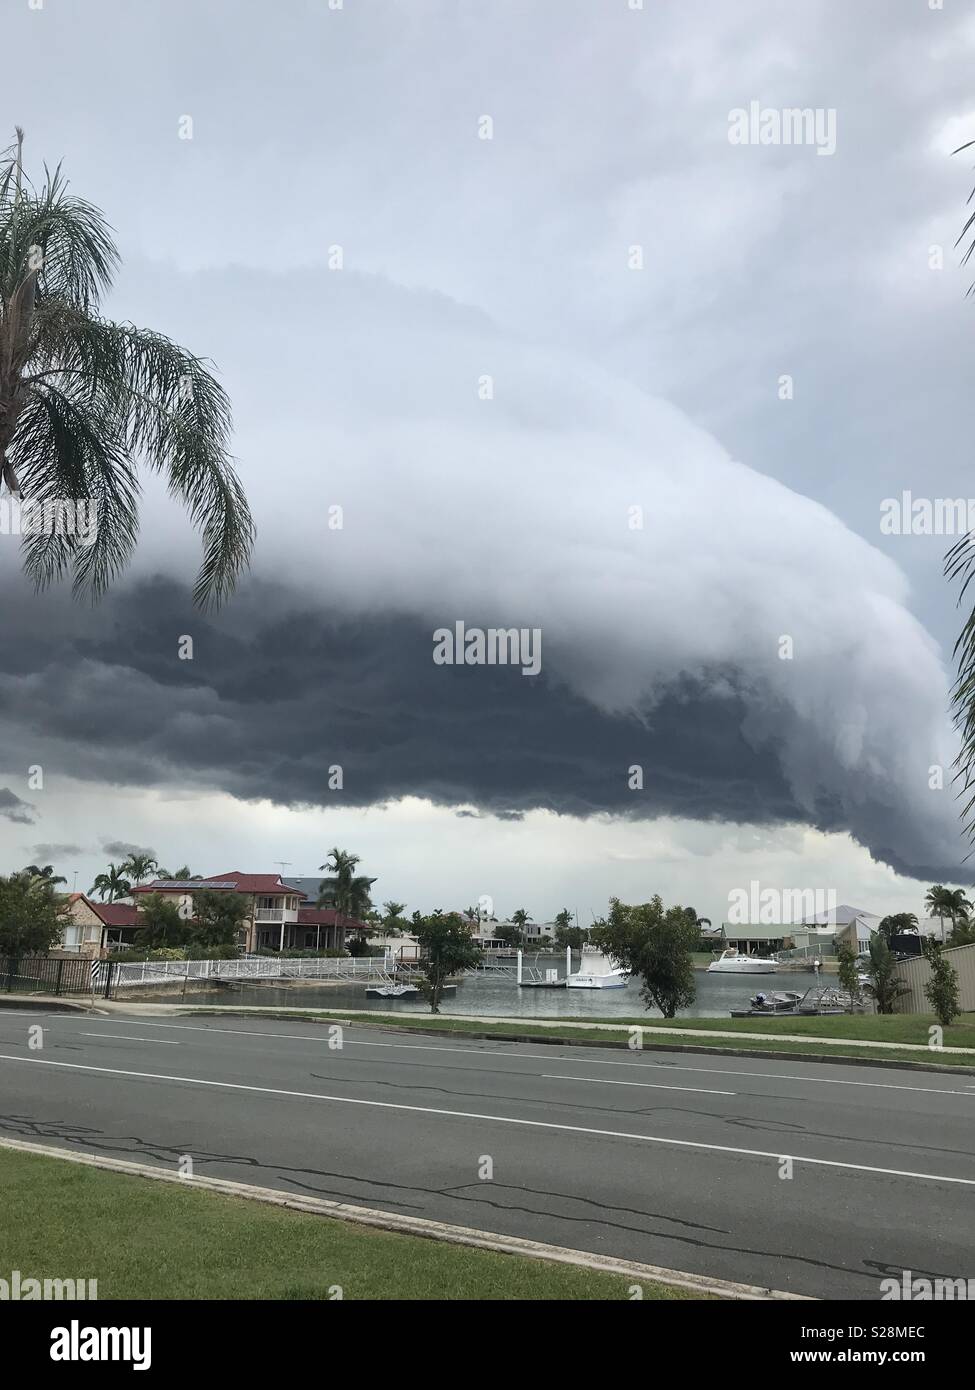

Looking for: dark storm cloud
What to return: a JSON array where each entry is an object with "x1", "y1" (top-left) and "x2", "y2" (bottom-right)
[
  {"x1": 29, "y1": 842, "x2": 86, "y2": 859},
  {"x1": 0, "y1": 789, "x2": 37, "y2": 824},
  {"x1": 101, "y1": 841, "x2": 158, "y2": 860},
  {"x1": 0, "y1": 576, "x2": 963, "y2": 881}
]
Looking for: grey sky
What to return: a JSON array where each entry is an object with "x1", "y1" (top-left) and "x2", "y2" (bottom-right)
[{"x1": 2, "y1": 0, "x2": 974, "y2": 923}]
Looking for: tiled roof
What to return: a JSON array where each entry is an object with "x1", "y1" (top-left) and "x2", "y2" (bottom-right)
[
  {"x1": 85, "y1": 899, "x2": 142, "y2": 928},
  {"x1": 133, "y1": 872, "x2": 300, "y2": 896}
]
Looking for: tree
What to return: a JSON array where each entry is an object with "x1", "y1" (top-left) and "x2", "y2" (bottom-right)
[
  {"x1": 922, "y1": 940, "x2": 961, "y2": 1027},
  {"x1": 493, "y1": 922, "x2": 526, "y2": 948},
  {"x1": 317, "y1": 847, "x2": 373, "y2": 924},
  {"x1": 0, "y1": 871, "x2": 68, "y2": 956},
  {"x1": 0, "y1": 129, "x2": 253, "y2": 607},
  {"x1": 684, "y1": 907, "x2": 712, "y2": 929},
  {"x1": 835, "y1": 943, "x2": 863, "y2": 1010},
  {"x1": 510, "y1": 908, "x2": 532, "y2": 929},
  {"x1": 157, "y1": 865, "x2": 196, "y2": 881},
  {"x1": 20, "y1": 863, "x2": 67, "y2": 886},
  {"x1": 877, "y1": 912, "x2": 919, "y2": 946},
  {"x1": 379, "y1": 900, "x2": 408, "y2": 938},
  {"x1": 923, "y1": 886, "x2": 971, "y2": 943},
  {"x1": 121, "y1": 853, "x2": 158, "y2": 886},
  {"x1": 412, "y1": 910, "x2": 482, "y2": 1013},
  {"x1": 591, "y1": 896, "x2": 697, "y2": 1019},
  {"x1": 89, "y1": 863, "x2": 131, "y2": 902},
  {"x1": 948, "y1": 916, "x2": 975, "y2": 947},
  {"x1": 554, "y1": 923, "x2": 586, "y2": 949},
  {"x1": 190, "y1": 889, "x2": 247, "y2": 950},
  {"x1": 134, "y1": 893, "x2": 187, "y2": 951},
  {"x1": 863, "y1": 934, "x2": 910, "y2": 1015}
]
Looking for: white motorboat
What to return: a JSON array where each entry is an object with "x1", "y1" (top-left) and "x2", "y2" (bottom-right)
[
  {"x1": 566, "y1": 950, "x2": 628, "y2": 989},
  {"x1": 365, "y1": 983, "x2": 419, "y2": 998},
  {"x1": 707, "y1": 947, "x2": 777, "y2": 974}
]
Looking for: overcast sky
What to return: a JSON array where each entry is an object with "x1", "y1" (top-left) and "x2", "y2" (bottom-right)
[{"x1": 3, "y1": 0, "x2": 975, "y2": 925}]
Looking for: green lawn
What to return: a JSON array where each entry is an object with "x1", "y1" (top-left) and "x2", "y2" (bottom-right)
[
  {"x1": 0, "y1": 1149, "x2": 702, "y2": 1301},
  {"x1": 200, "y1": 1007, "x2": 975, "y2": 1068}
]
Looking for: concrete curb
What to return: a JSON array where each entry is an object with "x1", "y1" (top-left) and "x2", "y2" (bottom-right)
[
  {"x1": 0, "y1": 1137, "x2": 809, "y2": 1301},
  {"x1": 0, "y1": 996, "x2": 103, "y2": 1014}
]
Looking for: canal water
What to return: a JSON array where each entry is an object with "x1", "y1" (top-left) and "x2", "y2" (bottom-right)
[{"x1": 181, "y1": 966, "x2": 826, "y2": 1020}]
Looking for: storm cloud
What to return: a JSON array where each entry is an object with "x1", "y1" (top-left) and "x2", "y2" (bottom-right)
[{"x1": 0, "y1": 264, "x2": 965, "y2": 890}]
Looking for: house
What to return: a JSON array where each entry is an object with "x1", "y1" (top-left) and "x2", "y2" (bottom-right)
[
  {"x1": 58, "y1": 895, "x2": 142, "y2": 958},
  {"x1": 719, "y1": 923, "x2": 795, "y2": 955},
  {"x1": 130, "y1": 871, "x2": 365, "y2": 951},
  {"x1": 801, "y1": 904, "x2": 882, "y2": 953}
]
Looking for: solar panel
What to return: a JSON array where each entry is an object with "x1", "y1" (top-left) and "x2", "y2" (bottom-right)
[{"x1": 151, "y1": 880, "x2": 238, "y2": 890}]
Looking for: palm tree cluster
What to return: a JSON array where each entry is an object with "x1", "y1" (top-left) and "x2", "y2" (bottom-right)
[
  {"x1": 0, "y1": 129, "x2": 253, "y2": 607},
  {"x1": 924, "y1": 885, "x2": 973, "y2": 944},
  {"x1": 88, "y1": 852, "x2": 193, "y2": 901},
  {"x1": 317, "y1": 848, "x2": 374, "y2": 924}
]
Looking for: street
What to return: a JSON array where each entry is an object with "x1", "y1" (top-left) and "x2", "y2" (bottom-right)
[{"x1": 0, "y1": 1013, "x2": 972, "y2": 1299}]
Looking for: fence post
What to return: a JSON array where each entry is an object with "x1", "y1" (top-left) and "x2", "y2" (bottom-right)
[
  {"x1": 103, "y1": 960, "x2": 115, "y2": 1000},
  {"x1": 55, "y1": 959, "x2": 64, "y2": 997}
]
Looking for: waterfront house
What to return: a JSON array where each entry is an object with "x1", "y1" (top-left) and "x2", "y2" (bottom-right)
[{"x1": 130, "y1": 871, "x2": 365, "y2": 951}]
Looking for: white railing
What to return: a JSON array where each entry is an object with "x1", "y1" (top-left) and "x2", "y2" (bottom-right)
[
  {"x1": 111, "y1": 954, "x2": 394, "y2": 989},
  {"x1": 254, "y1": 908, "x2": 298, "y2": 923}
]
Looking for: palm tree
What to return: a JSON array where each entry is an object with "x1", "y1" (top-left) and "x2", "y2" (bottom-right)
[
  {"x1": 157, "y1": 865, "x2": 195, "y2": 881},
  {"x1": 317, "y1": 848, "x2": 373, "y2": 928},
  {"x1": 0, "y1": 129, "x2": 253, "y2": 607},
  {"x1": 120, "y1": 853, "x2": 158, "y2": 886},
  {"x1": 863, "y1": 934, "x2": 911, "y2": 1015},
  {"x1": 511, "y1": 908, "x2": 532, "y2": 928},
  {"x1": 684, "y1": 907, "x2": 712, "y2": 929},
  {"x1": 89, "y1": 863, "x2": 131, "y2": 902},
  {"x1": 20, "y1": 863, "x2": 66, "y2": 886},
  {"x1": 877, "y1": 912, "x2": 919, "y2": 946},
  {"x1": 924, "y1": 885, "x2": 971, "y2": 943}
]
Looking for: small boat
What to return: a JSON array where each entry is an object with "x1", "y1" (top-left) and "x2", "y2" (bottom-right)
[
  {"x1": 749, "y1": 990, "x2": 802, "y2": 1011},
  {"x1": 566, "y1": 950, "x2": 628, "y2": 989},
  {"x1": 707, "y1": 948, "x2": 777, "y2": 974},
  {"x1": 365, "y1": 983, "x2": 419, "y2": 998}
]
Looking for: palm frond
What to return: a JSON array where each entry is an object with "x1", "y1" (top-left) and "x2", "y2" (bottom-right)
[{"x1": 0, "y1": 134, "x2": 253, "y2": 608}]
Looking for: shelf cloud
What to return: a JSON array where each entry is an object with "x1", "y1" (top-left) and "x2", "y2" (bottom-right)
[{"x1": 0, "y1": 266, "x2": 965, "y2": 881}]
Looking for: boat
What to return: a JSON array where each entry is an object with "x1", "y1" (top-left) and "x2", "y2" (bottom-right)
[
  {"x1": 707, "y1": 947, "x2": 777, "y2": 974},
  {"x1": 748, "y1": 990, "x2": 803, "y2": 1011},
  {"x1": 365, "y1": 983, "x2": 419, "y2": 998},
  {"x1": 566, "y1": 950, "x2": 628, "y2": 989}
]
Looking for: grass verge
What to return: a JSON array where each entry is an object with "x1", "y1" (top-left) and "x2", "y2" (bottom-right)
[
  {"x1": 188, "y1": 1007, "x2": 975, "y2": 1068},
  {"x1": 0, "y1": 1148, "x2": 699, "y2": 1301}
]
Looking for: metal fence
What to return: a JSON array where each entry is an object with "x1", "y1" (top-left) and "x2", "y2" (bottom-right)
[
  {"x1": 109, "y1": 954, "x2": 395, "y2": 990},
  {"x1": 2, "y1": 956, "x2": 93, "y2": 996}
]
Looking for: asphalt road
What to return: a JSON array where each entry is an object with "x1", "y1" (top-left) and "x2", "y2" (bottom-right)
[{"x1": 0, "y1": 1012, "x2": 972, "y2": 1299}]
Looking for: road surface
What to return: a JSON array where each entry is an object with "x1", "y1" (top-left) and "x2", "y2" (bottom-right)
[{"x1": 0, "y1": 1012, "x2": 972, "y2": 1298}]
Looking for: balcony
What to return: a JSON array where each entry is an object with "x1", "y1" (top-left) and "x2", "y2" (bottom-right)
[{"x1": 254, "y1": 907, "x2": 298, "y2": 923}]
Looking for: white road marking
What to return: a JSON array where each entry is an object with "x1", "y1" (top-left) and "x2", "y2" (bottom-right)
[
  {"x1": 1, "y1": 1052, "x2": 972, "y2": 1188},
  {"x1": 80, "y1": 1033, "x2": 180, "y2": 1045},
  {"x1": 543, "y1": 1074, "x2": 735, "y2": 1096},
  {"x1": 106, "y1": 1020, "x2": 975, "y2": 1097}
]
